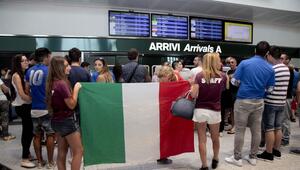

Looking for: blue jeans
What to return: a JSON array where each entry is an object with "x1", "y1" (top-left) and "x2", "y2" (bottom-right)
[{"x1": 263, "y1": 104, "x2": 284, "y2": 132}]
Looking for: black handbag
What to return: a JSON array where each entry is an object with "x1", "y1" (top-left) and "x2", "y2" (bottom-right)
[{"x1": 171, "y1": 91, "x2": 195, "y2": 120}]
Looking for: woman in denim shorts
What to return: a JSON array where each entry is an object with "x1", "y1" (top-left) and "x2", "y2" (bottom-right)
[{"x1": 46, "y1": 56, "x2": 83, "y2": 170}]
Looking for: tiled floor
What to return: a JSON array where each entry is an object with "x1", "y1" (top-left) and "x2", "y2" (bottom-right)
[{"x1": 1, "y1": 119, "x2": 300, "y2": 170}]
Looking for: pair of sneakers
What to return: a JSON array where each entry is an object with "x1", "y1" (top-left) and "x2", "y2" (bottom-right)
[
  {"x1": 37, "y1": 160, "x2": 55, "y2": 169},
  {"x1": 257, "y1": 148, "x2": 281, "y2": 161},
  {"x1": 225, "y1": 155, "x2": 257, "y2": 167}
]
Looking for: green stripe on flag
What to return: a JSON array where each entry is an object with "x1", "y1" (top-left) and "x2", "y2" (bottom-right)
[{"x1": 79, "y1": 83, "x2": 125, "y2": 165}]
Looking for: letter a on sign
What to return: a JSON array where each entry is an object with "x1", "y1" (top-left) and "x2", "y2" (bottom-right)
[
  {"x1": 149, "y1": 42, "x2": 157, "y2": 51},
  {"x1": 216, "y1": 45, "x2": 222, "y2": 53}
]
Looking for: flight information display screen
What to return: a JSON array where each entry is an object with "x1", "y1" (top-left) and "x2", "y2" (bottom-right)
[
  {"x1": 109, "y1": 11, "x2": 150, "y2": 37},
  {"x1": 190, "y1": 17, "x2": 223, "y2": 41},
  {"x1": 224, "y1": 21, "x2": 253, "y2": 43},
  {"x1": 151, "y1": 14, "x2": 188, "y2": 39}
]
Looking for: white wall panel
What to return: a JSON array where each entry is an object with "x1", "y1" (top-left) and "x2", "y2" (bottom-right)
[
  {"x1": 0, "y1": 2, "x2": 108, "y2": 37},
  {"x1": 253, "y1": 22, "x2": 300, "y2": 47}
]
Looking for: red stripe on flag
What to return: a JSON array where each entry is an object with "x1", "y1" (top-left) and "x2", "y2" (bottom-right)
[{"x1": 159, "y1": 81, "x2": 194, "y2": 158}]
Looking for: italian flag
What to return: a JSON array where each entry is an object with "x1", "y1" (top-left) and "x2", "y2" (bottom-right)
[{"x1": 79, "y1": 82, "x2": 194, "y2": 167}]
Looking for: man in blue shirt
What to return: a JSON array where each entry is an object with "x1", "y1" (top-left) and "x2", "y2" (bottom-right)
[
  {"x1": 25, "y1": 48, "x2": 55, "y2": 168},
  {"x1": 225, "y1": 41, "x2": 275, "y2": 167},
  {"x1": 68, "y1": 48, "x2": 91, "y2": 88},
  {"x1": 68, "y1": 48, "x2": 91, "y2": 125}
]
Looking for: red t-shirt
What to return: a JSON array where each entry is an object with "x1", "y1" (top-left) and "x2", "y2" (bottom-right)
[
  {"x1": 51, "y1": 80, "x2": 74, "y2": 121},
  {"x1": 195, "y1": 72, "x2": 227, "y2": 111}
]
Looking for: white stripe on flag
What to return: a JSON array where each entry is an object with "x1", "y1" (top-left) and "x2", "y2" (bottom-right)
[{"x1": 122, "y1": 83, "x2": 160, "y2": 162}]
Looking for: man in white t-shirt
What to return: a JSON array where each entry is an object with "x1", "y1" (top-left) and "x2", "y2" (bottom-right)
[{"x1": 191, "y1": 55, "x2": 203, "y2": 80}]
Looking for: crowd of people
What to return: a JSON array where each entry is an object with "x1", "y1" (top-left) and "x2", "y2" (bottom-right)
[{"x1": 0, "y1": 41, "x2": 299, "y2": 170}]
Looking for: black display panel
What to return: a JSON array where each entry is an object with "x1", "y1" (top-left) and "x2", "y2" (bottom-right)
[
  {"x1": 190, "y1": 17, "x2": 223, "y2": 41},
  {"x1": 151, "y1": 14, "x2": 188, "y2": 39},
  {"x1": 109, "y1": 10, "x2": 150, "y2": 37}
]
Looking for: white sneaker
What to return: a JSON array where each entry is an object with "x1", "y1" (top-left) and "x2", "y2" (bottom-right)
[
  {"x1": 225, "y1": 155, "x2": 242, "y2": 167},
  {"x1": 219, "y1": 132, "x2": 223, "y2": 137},
  {"x1": 21, "y1": 159, "x2": 36, "y2": 168},
  {"x1": 244, "y1": 155, "x2": 256, "y2": 166}
]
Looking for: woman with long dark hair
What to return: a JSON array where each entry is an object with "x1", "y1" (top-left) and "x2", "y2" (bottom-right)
[
  {"x1": 11, "y1": 54, "x2": 35, "y2": 168},
  {"x1": 46, "y1": 56, "x2": 83, "y2": 170}
]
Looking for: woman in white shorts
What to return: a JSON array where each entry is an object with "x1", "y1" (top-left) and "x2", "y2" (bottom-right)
[{"x1": 190, "y1": 53, "x2": 227, "y2": 170}]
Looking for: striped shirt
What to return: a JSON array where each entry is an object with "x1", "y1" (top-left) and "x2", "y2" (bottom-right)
[{"x1": 265, "y1": 63, "x2": 290, "y2": 106}]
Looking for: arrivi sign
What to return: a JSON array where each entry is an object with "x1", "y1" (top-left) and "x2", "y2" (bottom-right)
[{"x1": 149, "y1": 42, "x2": 222, "y2": 53}]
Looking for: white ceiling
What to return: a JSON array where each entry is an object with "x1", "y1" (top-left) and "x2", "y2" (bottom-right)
[
  {"x1": 79, "y1": 0, "x2": 300, "y2": 28},
  {"x1": 3, "y1": 0, "x2": 300, "y2": 28}
]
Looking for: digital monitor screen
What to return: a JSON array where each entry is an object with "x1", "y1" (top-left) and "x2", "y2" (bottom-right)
[
  {"x1": 190, "y1": 17, "x2": 223, "y2": 41},
  {"x1": 224, "y1": 21, "x2": 253, "y2": 43},
  {"x1": 109, "y1": 11, "x2": 150, "y2": 37},
  {"x1": 151, "y1": 14, "x2": 188, "y2": 39}
]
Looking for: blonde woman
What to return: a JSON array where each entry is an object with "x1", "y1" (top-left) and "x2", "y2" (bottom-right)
[
  {"x1": 155, "y1": 65, "x2": 177, "y2": 164},
  {"x1": 190, "y1": 53, "x2": 227, "y2": 170},
  {"x1": 96, "y1": 58, "x2": 114, "y2": 83},
  {"x1": 157, "y1": 66, "x2": 177, "y2": 82}
]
